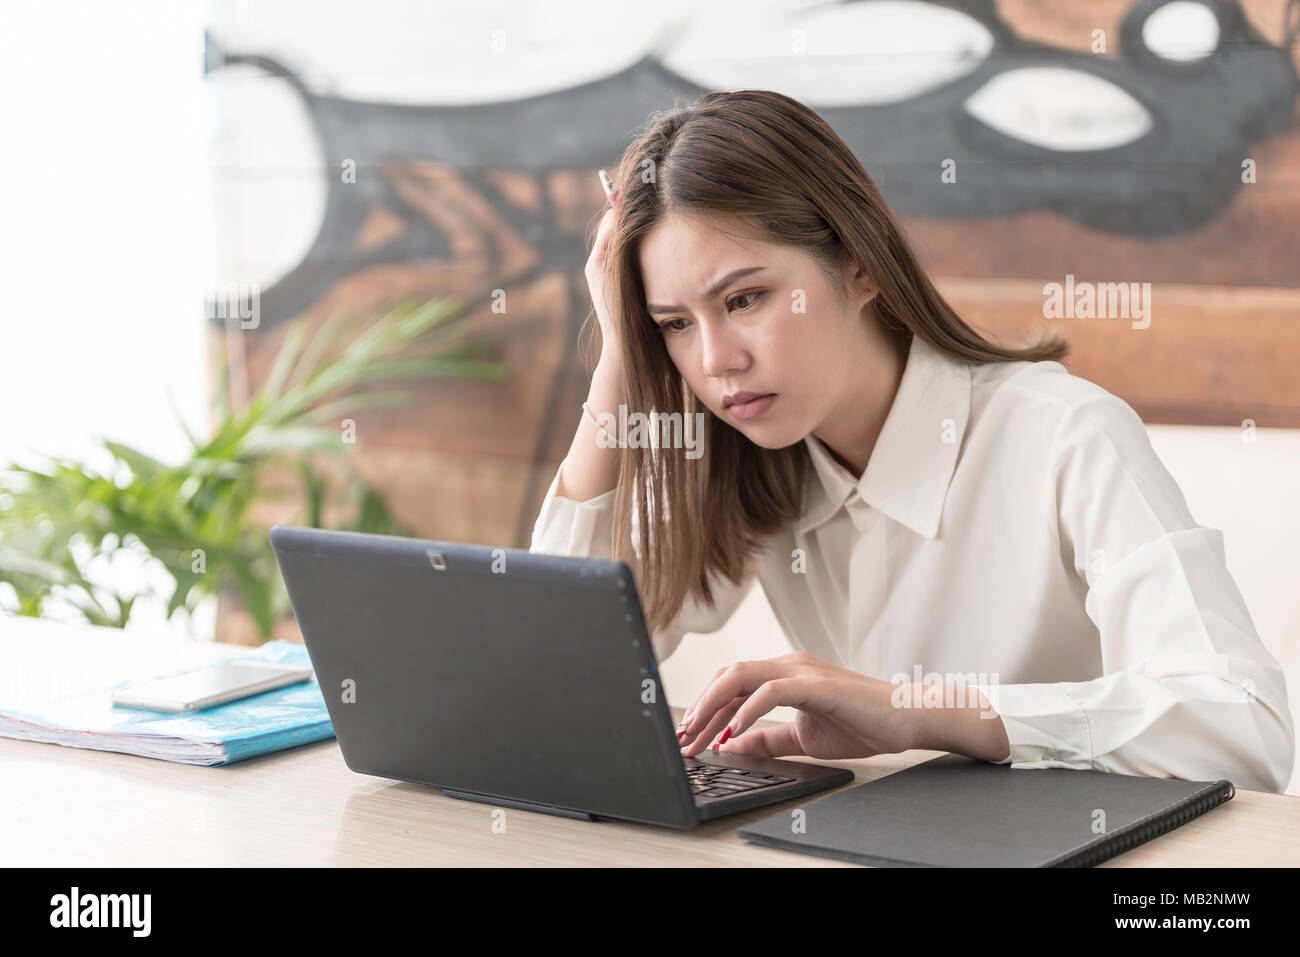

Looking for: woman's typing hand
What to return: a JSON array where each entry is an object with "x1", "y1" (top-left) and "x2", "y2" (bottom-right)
[{"x1": 675, "y1": 650, "x2": 1009, "y2": 762}]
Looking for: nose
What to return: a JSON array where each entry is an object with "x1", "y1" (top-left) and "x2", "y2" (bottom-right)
[{"x1": 699, "y1": 316, "x2": 748, "y2": 380}]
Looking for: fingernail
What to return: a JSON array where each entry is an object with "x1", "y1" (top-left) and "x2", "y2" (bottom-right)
[
  {"x1": 676, "y1": 730, "x2": 685, "y2": 739},
  {"x1": 711, "y1": 743, "x2": 719, "y2": 751},
  {"x1": 718, "y1": 726, "x2": 733, "y2": 745}
]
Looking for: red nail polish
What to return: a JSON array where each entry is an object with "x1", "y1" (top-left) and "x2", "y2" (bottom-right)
[
  {"x1": 676, "y1": 730, "x2": 685, "y2": 738},
  {"x1": 711, "y1": 743, "x2": 719, "y2": 750},
  {"x1": 718, "y1": 726, "x2": 732, "y2": 745}
]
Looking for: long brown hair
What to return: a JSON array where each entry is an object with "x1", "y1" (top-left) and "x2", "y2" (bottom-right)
[{"x1": 589, "y1": 90, "x2": 1069, "y2": 637}]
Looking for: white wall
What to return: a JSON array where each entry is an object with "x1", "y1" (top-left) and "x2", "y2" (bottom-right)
[{"x1": 0, "y1": 2, "x2": 211, "y2": 637}]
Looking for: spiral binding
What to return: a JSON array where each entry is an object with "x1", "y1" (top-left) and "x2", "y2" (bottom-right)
[{"x1": 1047, "y1": 780, "x2": 1236, "y2": 868}]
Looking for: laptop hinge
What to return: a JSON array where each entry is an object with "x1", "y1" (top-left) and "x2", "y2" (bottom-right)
[{"x1": 442, "y1": 788, "x2": 598, "y2": 821}]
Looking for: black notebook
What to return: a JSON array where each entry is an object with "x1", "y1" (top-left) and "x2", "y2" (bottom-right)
[{"x1": 737, "y1": 753, "x2": 1235, "y2": 867}]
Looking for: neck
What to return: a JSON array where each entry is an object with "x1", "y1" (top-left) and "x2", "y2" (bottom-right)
[{"x1": 812, "y1": 321, "x2": 910, "y2": 479}]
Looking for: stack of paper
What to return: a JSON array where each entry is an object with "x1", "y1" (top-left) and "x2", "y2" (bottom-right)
[{"x1": 0, "y1": 636, "x2": 334, "y2": 766}]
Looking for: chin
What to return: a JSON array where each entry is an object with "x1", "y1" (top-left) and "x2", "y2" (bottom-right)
[{"x1": 732, "y1": 421, "x2": 804, "y2": 451}]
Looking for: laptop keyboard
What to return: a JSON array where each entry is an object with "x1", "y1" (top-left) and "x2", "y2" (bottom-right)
[{"x1": 684, "y1": 757, "x2": 796, "y2": 799}]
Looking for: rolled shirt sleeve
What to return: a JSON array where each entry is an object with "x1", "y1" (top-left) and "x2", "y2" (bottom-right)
[
  {"x1": 978, "y1": 396, "x2": 1295, "y2": 792},
  {"x1": 529, "y1": 459, "x2": 617, "y2": 559},
  {"x1": 529, "y1": 459, "x2": 757, "y2": 662}
]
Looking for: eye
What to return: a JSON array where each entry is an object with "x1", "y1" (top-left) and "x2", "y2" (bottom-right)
[{"x1": 658, "y1": 291, "x2": 763, "y2": 336}]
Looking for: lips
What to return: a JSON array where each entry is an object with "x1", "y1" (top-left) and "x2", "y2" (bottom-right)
[
  {"x1": 723, "y1": 391, "x2": 771, "y2": 408},
  {"x1": 725, "y1": 393, "x2": 778, "y2": 421}
]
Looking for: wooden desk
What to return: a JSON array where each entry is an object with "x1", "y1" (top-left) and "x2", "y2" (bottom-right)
[{"x1": 2, "y1": 616, "x2": 1297, "y2": 866}]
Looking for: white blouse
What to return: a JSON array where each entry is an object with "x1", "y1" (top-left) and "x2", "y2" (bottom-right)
[{"x1": 530, "y1": 334, "x2": 1295, "y2": 792}]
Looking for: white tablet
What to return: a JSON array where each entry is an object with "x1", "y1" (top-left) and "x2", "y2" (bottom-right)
[{"x1": 111, "y1": 660, "x2": 314, "y2": 713}]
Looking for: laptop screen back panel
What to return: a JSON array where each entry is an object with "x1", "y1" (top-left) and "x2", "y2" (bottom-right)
[{"x1": 271, "y1": 526, "x2": 697, "y2": 828}]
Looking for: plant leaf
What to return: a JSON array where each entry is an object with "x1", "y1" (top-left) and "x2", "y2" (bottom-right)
[
  {"x1": 257, "y1": 321, "x2": 309, "y2": 404},
  {"x1": 229, "y1": 560, "x2": 274, "y2": 640}
]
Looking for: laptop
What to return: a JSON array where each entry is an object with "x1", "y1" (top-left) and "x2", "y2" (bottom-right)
[{"x1": 269, "y1": 524, "x2": 855, "y2": 829}]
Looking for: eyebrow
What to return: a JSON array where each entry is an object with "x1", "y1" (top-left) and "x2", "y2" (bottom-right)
[{"x1": 646, "y1": 266, "x2": 769, "y2": 316}]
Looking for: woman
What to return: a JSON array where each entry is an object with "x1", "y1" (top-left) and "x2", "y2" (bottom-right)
[{"x1": 530, "y1": 90, "x2": 1293, "y2": 792}]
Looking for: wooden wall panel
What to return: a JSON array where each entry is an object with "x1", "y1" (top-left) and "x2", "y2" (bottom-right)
[{"x1": 938, "y1": 278, "x2": 1300, "y2": 426}]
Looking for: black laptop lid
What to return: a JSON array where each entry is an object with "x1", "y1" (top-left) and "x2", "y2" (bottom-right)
[{"x1": 269, "y1": 525, "x2": 696, "y2": 828}]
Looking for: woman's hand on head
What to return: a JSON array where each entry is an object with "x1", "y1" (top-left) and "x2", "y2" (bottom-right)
[
  {"x1": 675, "y1": 651, "x2": 925, "y2": 760},
  {"x1": 585, "y1": 206, "x2": 621, "y2": 369}
]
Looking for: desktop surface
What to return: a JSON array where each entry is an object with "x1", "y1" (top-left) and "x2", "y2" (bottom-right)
[{"x1": 2, "y1": 617, "x2": 1297, "y2": 867}]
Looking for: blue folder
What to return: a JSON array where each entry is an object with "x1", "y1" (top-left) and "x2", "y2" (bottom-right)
[{"x1": 0, "y1": 640, "x2": 335, "y2": 766}]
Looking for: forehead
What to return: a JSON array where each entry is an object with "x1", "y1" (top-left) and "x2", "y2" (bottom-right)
[{"x1": 639, "y1": 213, "x2": 796, "y2": 299}]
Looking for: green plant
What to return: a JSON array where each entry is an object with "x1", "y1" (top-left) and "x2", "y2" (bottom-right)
[{"x1": 0, "y1": 296, "x2": 505, "y2": 640}]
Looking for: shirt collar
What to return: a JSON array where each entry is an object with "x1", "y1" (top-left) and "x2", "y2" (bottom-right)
[{"x1": 796, "y1": 334, "x2": 971, "y2": 539}]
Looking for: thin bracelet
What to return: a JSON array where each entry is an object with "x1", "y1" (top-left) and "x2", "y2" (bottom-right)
[{"x1": 581, "y1": 401, "x2": 623, "y2": 446}]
